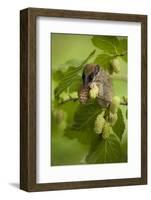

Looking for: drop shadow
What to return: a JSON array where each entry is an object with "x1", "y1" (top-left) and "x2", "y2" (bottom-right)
[{"x1": 9, "y1": 183, "x2": 19, "y2": 189}]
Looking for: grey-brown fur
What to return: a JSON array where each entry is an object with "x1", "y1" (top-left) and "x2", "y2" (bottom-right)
[
  {"x1": 93, "y1": 68, "x2": 112, "y2": 107},
  {"x1": 79, "y1": 64, "x2": 112, "y2": 107}
]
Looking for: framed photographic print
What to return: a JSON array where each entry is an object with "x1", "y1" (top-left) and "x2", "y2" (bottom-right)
[{"x1": 20, "y1": 8, "x2": 147, "y2": 191}]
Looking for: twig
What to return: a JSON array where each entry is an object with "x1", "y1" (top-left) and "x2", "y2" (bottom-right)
[
  {"x1": 120, "y1": 96, "x2": 128, "y2": 106},
  {"x1": 120, "y1": 101, "x2": 128, "y2": 106},
  {"x1": 81, "y1": 49, "x2": 96, "y2": 66},
  {"x1": 116, "y1": 51, "x2": 127, "y2": 57},
  {"x1": 59, "y1": 97, "x2": 79, "y2": 105},
  {"x1": 58, "y1": 97, "x2": 128, "y2": 106}
]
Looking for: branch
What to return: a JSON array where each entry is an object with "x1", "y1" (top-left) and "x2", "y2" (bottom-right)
[
  {"x1": 58, "y1": 97, "x2": 79, "y2": 105},
  {"x1": 120, "y1": 96, "x2": 128, "y2": 106},
  {"x1": 81, "y1": 49, "x2": 96, "y2": 66},
  {"x1": 116, "y1": 51, "x2": 127, "y2": 57},
  {"x1": 58, "y1": 96, "x2": 128, "y2": 106},
  {"x1": 120, "y1": 101, "x2": 128, "y2": 106}
]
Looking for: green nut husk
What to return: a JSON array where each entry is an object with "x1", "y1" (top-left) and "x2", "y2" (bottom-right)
[
  {"x1": 94, "y1": 112, "x2": 105, "y2": 135},
  {"x1": 108, "y1": 112, "x2": 118, "y2": 126},
  {"x1": 110, "y1": 96, "x2": 120, "y2": 114},
  {"x1": 102, "y1": 122, "x2": 111, "y2": 139},
  {"x1": 89, "y1": 82, "x2": 99, "y2": 99},
  {"x1": 110, "y1": 57, "x2": 120, "y2": 73}
]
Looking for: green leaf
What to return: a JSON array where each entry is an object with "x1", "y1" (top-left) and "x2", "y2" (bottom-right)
[
  {"x1": 51, "y1": 135, "x2": 88, "y2": 166},
  {"x1": 91, "y1": 36, "x2": 118, "y2": 55},
  {"x1": 122, "y1": 54, "x2": 128, "y2": 62},
  {"x1": 92, "y1": 36, "x2": 128, "y2": 63},
  {"x1": 52, "y1": 110, "x2": 66, "y2": 133},
  {"x1": 64, "y1": 101, "x2": 102, "y2": 145},
  {"x1": 68, "y1": 77, "x2": 81, "y2": 93},
  {"x1": 71, "y1": 102, "x2": 101, "y2": 131},
  {"x1": 116, "y1": 38, "x2": 127, "y2": 54},
  {"x1": 94, "y1": 54, "x2": 113, "y2": 70},
  {"x1": 121, "y1": 131, "x2": 128, "y2": 162},
  {"x1": 59, "y1": 59, "x2": 81, "y2": 69},
  {"x1": 54, "y1": 66, "x2": 81, "y2": 97},
  {"x1": 126, "y1": 109, "x2": 128, "y2": 119},
  {"x1": 53, "y1": 70, "x2": 64, "y2": 82},
  {"x1": 54, "y1": 50, "x2": 96, "y2": 98},
  {"x1": 59, "y1": 101, "x2": 79, "y2": 124},
  {"x1": 86, "y1": 134, "x2": 121, "y2": 164},
  {"x1": 116, "y1": 38, "x2": 128, "y2": 62},
  {"x1": 112, "y1": 108, "x2": 125, "y2": 140}
]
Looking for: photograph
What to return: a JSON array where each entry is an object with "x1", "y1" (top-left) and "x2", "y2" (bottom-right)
[{"x1": 51, "y1": 33, "x2": 128, "y2": 166}]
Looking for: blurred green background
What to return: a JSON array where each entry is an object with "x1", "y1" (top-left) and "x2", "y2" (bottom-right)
[{"x1": 51, "y1": 33, "x2": 127, "y2": 166}]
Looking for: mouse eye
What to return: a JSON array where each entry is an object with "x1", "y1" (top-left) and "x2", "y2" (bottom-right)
[
  {"x1": 82, "y1": 72, "x2": 85, "y2": 81},
  {"x1": 88, "y1": 74, "x2": 94, "y2": 82}
]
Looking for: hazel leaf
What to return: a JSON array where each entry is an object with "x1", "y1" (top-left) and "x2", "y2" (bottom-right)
[
  {"x1": 112, "y1": 108, "x2": 125, "y2": 140},
  {"x1": 64, "y1": 101, "x2": 102, "y2": 145},
  {"x1": 94, "y1": 54, "x2": 113, "y2": 70},
  {"x1": 86, "y1": 134, "x2": 121, "y2": 164},
  {"x1": 91, "y1": 36, "x2": 118, "y2": 55}
]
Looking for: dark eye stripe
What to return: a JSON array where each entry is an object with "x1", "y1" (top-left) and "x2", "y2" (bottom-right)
[
  {"x1": 88, "y1": 74, "x2": 93, "y2": 82},
  {"x1": 82, "y1": 72, "x2": 85, "y2": 80}
]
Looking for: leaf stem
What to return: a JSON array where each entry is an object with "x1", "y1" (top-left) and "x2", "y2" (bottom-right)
[
  {"x1": 58, "y1": 96, "x2": 128, "y2": 106},
  {"x1": 113, "y1": 51, "x2": 127, "y2": 57}
]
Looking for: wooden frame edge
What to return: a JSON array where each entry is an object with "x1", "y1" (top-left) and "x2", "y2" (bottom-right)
[{"x1": 20, "y1": 8, "x2": 37, "y2": 191}]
